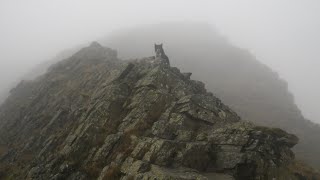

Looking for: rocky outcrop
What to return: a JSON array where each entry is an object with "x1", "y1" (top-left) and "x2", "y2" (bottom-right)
[
  {"x1": 101, "y1": 23, "x2": 320, "y2": 169},
  {"x1": 0, "y1": 42, "x2": 301, "y2": 179},
  {"x1": 5, "y1": 23, "x2": 319, "y2": 169}
]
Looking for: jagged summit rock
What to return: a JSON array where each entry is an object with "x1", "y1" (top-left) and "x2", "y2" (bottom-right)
[
  {"x1": 0, "y1": 43, "x2": 302, "y2": 179},
  {"x1": 90, "y1": 41, "x2": 103, "y2": 47},
  {"x1": 72, "y1": 41, "x2": 117, "y2": 61}
]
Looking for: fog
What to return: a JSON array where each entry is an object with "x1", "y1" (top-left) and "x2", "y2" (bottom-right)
[{"x1": 0, "y1": 0, "x2": 319, "y2": 123}]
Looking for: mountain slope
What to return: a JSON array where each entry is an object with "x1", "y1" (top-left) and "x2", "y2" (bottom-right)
[
  {"x1": 0, "y1": 42, "x2": 303, "y2": 179},
  {"x1": 100, "y1": 22, "x2": 320, "y2": 168}
]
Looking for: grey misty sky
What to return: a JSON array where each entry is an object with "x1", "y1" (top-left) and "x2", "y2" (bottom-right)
[{"x1": 0, "y1": 0, "x2": 319, "y2": 122}]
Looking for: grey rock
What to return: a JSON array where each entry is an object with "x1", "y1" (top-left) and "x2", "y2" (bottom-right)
[{"x1": 0, "y1": 42, "x2": 301, "y2": 180}]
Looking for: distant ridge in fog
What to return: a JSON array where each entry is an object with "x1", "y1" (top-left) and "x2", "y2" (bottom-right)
[{"x1": 102, "y1": 22, "x2": 320, "y2": 168}]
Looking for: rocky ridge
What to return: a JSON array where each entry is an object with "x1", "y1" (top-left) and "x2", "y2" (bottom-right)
[
  {"x1": 0, "y1": 42, "x2": 302, "y2": 179},
  {"x1": 101, "y1": 23, "x2": 320, "y2": 169}
]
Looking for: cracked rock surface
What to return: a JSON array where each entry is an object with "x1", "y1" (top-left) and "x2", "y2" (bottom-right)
[{"x1": 0, "y1": 42, "x2": 299, "y2": 180}]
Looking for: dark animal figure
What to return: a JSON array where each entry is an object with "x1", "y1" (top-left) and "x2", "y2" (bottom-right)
[{"x1": 155, "y1": 43, "x2": 170, "y2": 65}]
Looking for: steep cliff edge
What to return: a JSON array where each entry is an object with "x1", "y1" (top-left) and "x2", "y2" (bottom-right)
[{"x1": 0, "y1": 42, "x2": 306, "y2": 179}]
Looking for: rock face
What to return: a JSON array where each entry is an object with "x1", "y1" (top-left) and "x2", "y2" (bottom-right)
[
  {"x1": 0, "y1": 42, "x2": 301, "y2": 179},
  {"x1": 2, "y1": 23, "x2": 319, "y2": 169},
  {"x1": 102, "y1": 23, "x2": 320, "y2": 169}
]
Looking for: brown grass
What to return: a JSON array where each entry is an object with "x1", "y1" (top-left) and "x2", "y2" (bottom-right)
[
  {"x1": 96, "y1": 120, "x2": 153, "y2": 179},
  {"x1": 288, "y1": 160, "x2": 320, "y2": 179},
  {"x1": 84, "y1": 163, "x2": 101, "y2": 178},
  {"x1": 0, "y1": 164, "x2": 9, "y2": 179},
  {"x1": 127, "y1": 175, "x2": 134, "y2": 180},
  {"x1": 0, "y1": 163, "x2": 20, "y2": 180},
  {"x1": 102, "y1": 165, "x2": 121, "y2": 180},
  {"x1": 0, "y1": 145, "x2": 8, "y2": 157},
  {"x1": 109, "y1": 120, "x2": 151, "y2": 161},
  {"x1": 20, "y1": 151, "x2": 34, "y2": 162}
]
